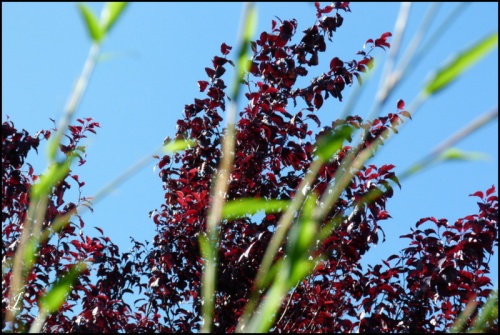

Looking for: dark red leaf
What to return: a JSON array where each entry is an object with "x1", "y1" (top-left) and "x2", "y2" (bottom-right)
[
  {"x1": 314, "y1": 93, "x2": 323, "y2": 109},
  {"x1": 205, "y1": 67, "x2": 215, "y2": 78},
  {"x1": 380, "y1": 32, "x2": 392, "y2": 39},
  {"x1": 470, "y1": 191, "x2": 484, "y2": 199},
  {"x1": 486, "y1": 184, "x2": 496, "y2": 196},
  {"x1": 274, "y1": 48, "x2": 287, "y2": 59},
  {"x1": 198, "y1": 81, "x2": 209, "y2": 92},
  {"x1": 306, "y1": 113, "x2": 321, "y2": 127},
  {"x1": 330, "y1": 57, "x2": 343, "y2": 72},
  {"x1": 220, "y1": 43, "x2": 232, "y2": 55}
]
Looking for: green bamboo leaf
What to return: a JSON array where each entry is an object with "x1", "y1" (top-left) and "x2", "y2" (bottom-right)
[
  {"x1": 424, "y1": 32, "x2": 498, "y2": 96},
  {"x1": 469, "y1": 290, "x2": 498, "y2": 332},
  {"x1": 287, "y1": 193, "x2": 317, "y2": 262},
  {"x1": 222, "y1": 199, "x2": 289, "y2": 220},
  {"x1": 315, "y1": 124, "x2": 354, "y2": 162},
  {"x1": 287, "y1": 258, "x2": 317, "y2": 288},
  {"x1": 39, "y1": 262, "x2": 87, "y2": 314},
  {"x1": 31, "y1": 161, "x2": 70, "y2": 200},
  {"x1": 163, "y1": 139, "x2": 197, "y2": 153},
  {"x1": 100, "y1": 2, "x2": 128, "y2": 34},
  {"x1": 77, "y1": 3, "x2": 104, "y2": 43},
  {"x1": 403, "y1": 148, "x2": 489, "y2": 179},
  {"x1": 438, "y1": 148, "x2": 489, "y2": 161},
  {"x1": 32, "y1": 147, "x2": 83, "y2": 199},
  {"x1": 23, "y1": 237, "x2": 39, "y2": 273}
]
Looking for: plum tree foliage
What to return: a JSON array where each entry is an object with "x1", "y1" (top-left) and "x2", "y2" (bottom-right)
[{"x1": 2, "y1": 2, "x2": 498, "y2": 333}]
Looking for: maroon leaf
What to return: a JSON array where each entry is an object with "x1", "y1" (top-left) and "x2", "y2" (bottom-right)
[
  {"x1": 205, "y1": 67, "x2": 215, "y2": 78},
  {"x1": 198, "y1": 80, "x2": 209, "y2": 92},
  {"x1": 306, "y1": 113, "x2": 321, "y2": 127},
  {"x1": 220, "y1": 43, "x2": 232, "y2": 55},
  {"x1": 330, "y1": 57, "x2": 343, "y2": 72},
  {"x1": 486, "y1": 184, "x2": 496, "y2": 196},
  {"x1": 470, "y1": 190, "x2": 484, "y2": 199},
  {"x1": 313, "y1": 93, "x2": 323, "y2": 109}
]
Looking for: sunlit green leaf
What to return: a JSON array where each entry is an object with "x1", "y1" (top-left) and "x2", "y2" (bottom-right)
[
  {"x1": 77, "y1": 3, "x2": 103, "y2": 43},
  {"x1": 315, "y1": 124, "x2": 354, "y2": 162},
  {"x1": 402, "y1": 147, "x2": 489, "y2": 180},
  {"x1": 469, "y1": 290, "x2": 498, "y2": 332},
  {"x1": 222, "y1": 199, "x2": 289, "y2": 220},
  {"x1": 287, "y1": 258, "x2": 316, "y2": 288},
  {"x1": 100, "y1": 2, "x2": 128, "y2": 34},
  {"x1": 163, "y1": 139, "x2": 197, "y2": 153},
  {"x1": 22, "y1": 237, "x2": 39, "y2": 274},
  {"x1": 39, "y1": 262, "x2": 87, "y2": 314},
  {"x1": 31, "y1": 161, "x2": 70, "y2": 200},
  {"x1": 287, "y1": 193, "x2": 317, "y2": 262},
  {"x1": 32, "y1": 147, "x2": 83, "y2": 200},
  {"x1": 438, "y1": 148, "x2": 489, "y2": 161},
  {"x1": 424, "y1": 32, "x2": 498, "y2": 96}
]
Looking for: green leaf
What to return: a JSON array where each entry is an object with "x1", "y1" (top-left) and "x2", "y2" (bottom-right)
[
  {"x1": 32, "y1": 147, "x2": 83, "y2": 199},
  {"x1": 23, "y1": 237, "x2": 39, "y2": 274},
  {"x1": 39, "y1": 262, "x2": 87, "y2": 314},
  {"x1": 78, "y1": 3, "x2": 104, "y2": 43},
  {"x1": 424, "y1": 32, "x2": 498, "y2": 96},
  {"x1": 402, "y1": 148, "x2": 489, "y2": 180},
  {"x1": 469, "y1": 290, "x2": 498, "y2": 332},
  {"x1": 438, "y1": 148, "x2": 489, "y2": 161},
  {"x1": 287, "y1": 193, "x2": 317, "y2": 262},
  {"x1": 31, "y1": 161, "x2": 70, "y2": 200},
  {"x1": 287, "y1": 257, "x2": 317, "y2": 288},
  {"x1": 163, "y1": 139, "x2": 197, "y2": 153},
  {"x1": 314, "y1": 124, "x2": 354, "y2": 162},
  {"x1": 100, "y1": 2, "x2": 128, "y2": 34},
  {"x1": 222, "y1": 199, "x2": 289, "y2": 220}
]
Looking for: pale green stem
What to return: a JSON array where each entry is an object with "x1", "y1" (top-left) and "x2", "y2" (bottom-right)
[
  {"x1": 50, "y1": 43, "x2": 100, "y2": 161},
  {"x1": 6, "y1": 41, "x2": 100, "y2": 333},
  {"x1": 29, "y1": 308, "x2": 49, "y2": 333},
  {"x1": 201, "y1": 103, "x2": 236, "y2": 333},
  {"x1": 369, "y1": 2, "x2": 412, "y2": 120},
  {"x1": 201, "y1": 2, "x2": 255, "y2": 331}
]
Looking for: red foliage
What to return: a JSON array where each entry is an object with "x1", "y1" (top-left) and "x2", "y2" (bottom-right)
[
  {"x1": 2, "y1": 4, "x2": 498, "y2": 333},
  {"x1": 2, "y1": 118, "x2": 152, "y2": 332}
]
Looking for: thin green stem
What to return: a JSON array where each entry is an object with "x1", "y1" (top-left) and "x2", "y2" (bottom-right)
[
  {"x1": 201, "y1": 104, "x2": 236, "y2": 333},
  {"x1": 370, "y1": 2, "x2": 412, "y2": 120},
  {"x1": 49, "y1": 43, "x2": 100, "y2": 162},
  {"x1": 200, "y1": 3, "x2": 256, "y2": 331}
]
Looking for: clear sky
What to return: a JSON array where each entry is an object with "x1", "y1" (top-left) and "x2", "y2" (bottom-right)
[{"x1": 2, "y1": 1, "x2": 499, "y2": 309}]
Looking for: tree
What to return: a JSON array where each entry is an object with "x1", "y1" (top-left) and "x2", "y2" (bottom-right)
[{"x1": 2, "y1": 2, "x2": 498, "y2": 333}]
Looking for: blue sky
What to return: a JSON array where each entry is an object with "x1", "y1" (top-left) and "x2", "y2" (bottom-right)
[{"x1": 3, "y1": 1, "x2": 498, "y2": 310}]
